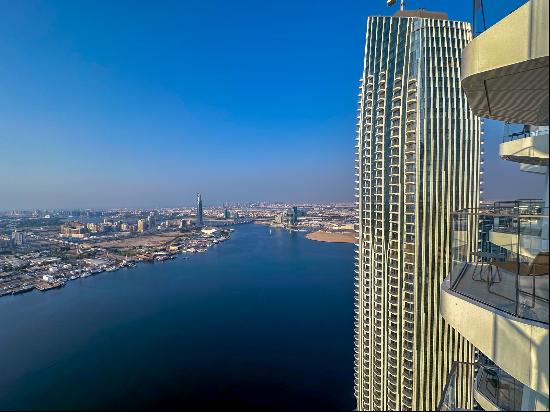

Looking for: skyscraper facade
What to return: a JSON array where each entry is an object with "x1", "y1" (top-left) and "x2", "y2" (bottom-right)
[
  {"x1": 147, "y1": 212, "x2": 156, "y2": 231},
  {"x1": 354, "y1": 11, "x2": 482, "y2": 411},
  {"x1": 196, "y1": 193, "x2": 204, "y2": 226},
  {"x1": 290, "y1": 206, "x2": 299, "y2": 225}
]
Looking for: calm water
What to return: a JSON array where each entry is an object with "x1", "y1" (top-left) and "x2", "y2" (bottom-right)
[{"x1": 0, "y1": 224, "x2": 355, "y2": 410}]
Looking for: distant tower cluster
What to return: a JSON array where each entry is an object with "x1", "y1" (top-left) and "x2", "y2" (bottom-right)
[{"x1": 196, "y1": 193, "x2": 204, "y2": 226}]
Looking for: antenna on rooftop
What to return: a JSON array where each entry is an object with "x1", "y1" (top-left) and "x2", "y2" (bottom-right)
[{"x1": 387, "y1": 0, "x2": 405, "y2": 11}]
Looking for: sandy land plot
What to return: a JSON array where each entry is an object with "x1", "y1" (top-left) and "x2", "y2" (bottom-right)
[
  {"x1": 91, "y1": 232, "x2": 183, "y2": 249},
  {"x1": 305, "y1": 231, "x2": 356, "y2": 244}
]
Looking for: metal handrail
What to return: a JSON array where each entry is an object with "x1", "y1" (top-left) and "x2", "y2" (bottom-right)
[
  {"x1": 502, "y1": 129, "x2": 549, "y2": 143},
  {"x1": 450, "y1": 203, "x2": 549, "y2": 325},
  {"x1": 454, "y1": 201, "x2": 547, "y2": 217}
]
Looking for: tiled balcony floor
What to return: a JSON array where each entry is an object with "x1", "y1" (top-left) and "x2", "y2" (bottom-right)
[{"x1": 452, "y1": 262, "x2": 549, "y2": 324}]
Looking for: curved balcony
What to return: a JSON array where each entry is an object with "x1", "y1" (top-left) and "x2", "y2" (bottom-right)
[
  {"x1": 447, "y1": 201, "x2": 548, "y2": 320},
  {"x1": 461, "y1": 0, "x2": 549, "y2": 125},
  {"x1": 500, "y1": 127, "x2": 549, "y2": 167},
  {"x1": 475, "y1": 361, "x2": 524, "y2": 411},
  {"x1": 489, "y1": 200, "x2": 548, "y2": 259},
  {"x1": 441, "y1": 202, "x2": 549, "y2": 400},
  {"x1": 406, "y1": 90, "x2": 417, "y2": 101},
  {"x1": 438, "y1": 361, "x2": 526, "y2": 411}
]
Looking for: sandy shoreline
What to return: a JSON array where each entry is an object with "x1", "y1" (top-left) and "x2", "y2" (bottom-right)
[
  {"x1": 86, "y1": 231, "x2": 184, "y2": 250},
  {"x1": 305, "y1": 231, "x2": 355, "y2": 244}
]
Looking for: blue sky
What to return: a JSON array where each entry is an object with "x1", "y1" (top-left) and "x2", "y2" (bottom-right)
[{"x1": 0, "y1": 0, "x2": 544, "y2": 209}]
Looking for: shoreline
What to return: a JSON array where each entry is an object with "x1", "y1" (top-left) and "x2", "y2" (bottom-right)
[
  {"x1": 305, "y1": 231, "x2": 355, "y2": 244},
  {"x1": 0, "y1": 231, "x2": 232, "y2": 299},
  {"x1": 2, "y1": 251, "x2": 194, "y2": 298}
]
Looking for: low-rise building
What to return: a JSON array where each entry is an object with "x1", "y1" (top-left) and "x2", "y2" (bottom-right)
[
  {"x1": 86, "y1": 223, "x2": 101, "y2": 233},
  {"x1": 60, "y1": 222, "x2": 87, "y2": 238},
  {"x1": 11, "y1": 230, "x2": 25, "y2": 246}
]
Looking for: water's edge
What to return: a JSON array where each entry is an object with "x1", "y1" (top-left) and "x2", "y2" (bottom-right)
[{"x1": 0, "y1": 224, "x2": 355, "y2": 410}]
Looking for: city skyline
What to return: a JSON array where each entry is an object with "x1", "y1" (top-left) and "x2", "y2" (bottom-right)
[
  {"x1": 0, "y1": 199, "x2": 356, "y2": 214},
  {"x1": 0, "y1": 1, "x2": 547, "y2": 411},
  {"x1": 0, "y1": 0, "x2": 545, "y2": 210}
]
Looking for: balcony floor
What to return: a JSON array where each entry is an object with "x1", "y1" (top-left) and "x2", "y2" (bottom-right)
[{"x1": 453, "y1": 262, "x2": 549, "y2": 324}]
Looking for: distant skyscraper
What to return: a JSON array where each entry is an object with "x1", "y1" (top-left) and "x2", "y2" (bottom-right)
[
  {"x1": 290, "y1": 206, "x2": 298, "y2": 225},
  {"x1": 147, "y1": 212, "x2": 156, "y2": 231},
  {"x1": 137, "y1": 219, "x2": 146, "y2": 233},
  {"x1": 196, "y1": 193, "x2": 204, "y2": 226},
  {"x1": 354, "y1": 10, "x2": 481, "y2": 411}
]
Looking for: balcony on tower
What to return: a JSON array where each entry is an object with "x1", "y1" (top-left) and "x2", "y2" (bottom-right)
[
  {"x1": 500, "y1": 125, "x2": 549, "y2": 175},
  {"x1": 438, "y1": 359, "x2": 526, "y2": 411},
  {"x1": 440, "y1": 201, "x2": 549, "y2": 410},
  {"x1": 461, "y1": 0, "x2": 549, "y2": 125}
]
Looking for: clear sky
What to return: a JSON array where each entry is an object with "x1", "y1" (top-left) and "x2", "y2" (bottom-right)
[{"x1": 0, "y1": 0, "x2": 544, "y2": 209}]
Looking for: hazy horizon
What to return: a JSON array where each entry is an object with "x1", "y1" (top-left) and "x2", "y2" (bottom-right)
[
  {"x1": 0, "y1": 0, "x2": 545, "y2": 210},
  {"x1": 0, "y1": 199, "x2": 357, "y2": 212}
]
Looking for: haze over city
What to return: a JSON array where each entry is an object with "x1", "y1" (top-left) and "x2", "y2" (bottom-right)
[
  {"x1": 0, "y1": 0, "x2": 544, "y2": 210},
  {"x1": 0, "y1": 0, "x2": 548, "y2": 411}
]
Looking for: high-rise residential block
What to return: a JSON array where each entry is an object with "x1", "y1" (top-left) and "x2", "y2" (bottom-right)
[{"x1": 354, "y1": 10, "x2": 481, "y2": 411}]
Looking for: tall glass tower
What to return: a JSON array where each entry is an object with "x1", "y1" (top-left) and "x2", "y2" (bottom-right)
[
  {"x1": 196, "y1": 193, "x2": 204, "y2": 226},
  {"x1": 354, "y1": 10, "x2": 482, "y2": 411}
]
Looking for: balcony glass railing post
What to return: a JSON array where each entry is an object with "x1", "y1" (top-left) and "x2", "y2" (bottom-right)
[
  {"x1": 477, "y1": 363, "x2": 524, "y2": 410},
  {"x1": 516, "y1": 208, "x2": 521, "y2": 317},
  {"x1": 438, "y1": 360, "x2": 525, "y2": 411},
  {"x1": 502, "y1": 126, "x2": 549, "y2": 143},
  {"x1": 450, "y1": 201, "x2": 549, "y2": 324}
]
